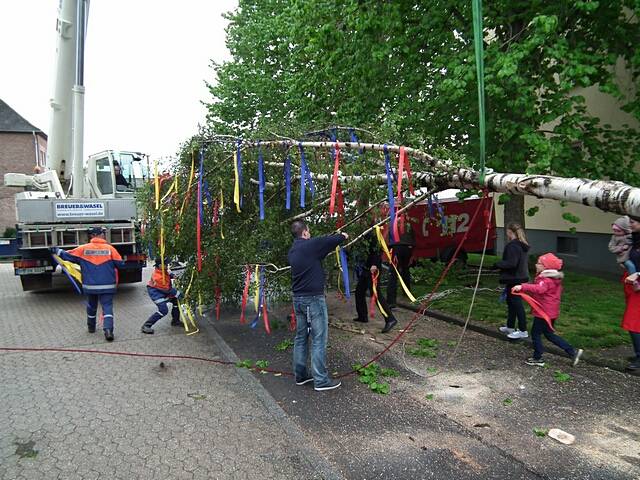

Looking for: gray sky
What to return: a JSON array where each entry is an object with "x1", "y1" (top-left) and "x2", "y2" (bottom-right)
[{"x1": 0, "y1": 0, "x2": 236, "y2": 162}]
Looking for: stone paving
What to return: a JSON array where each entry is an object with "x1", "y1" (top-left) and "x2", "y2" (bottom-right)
[{"x1": 0, "y1": 264, "x2": 340, "y2": 479}]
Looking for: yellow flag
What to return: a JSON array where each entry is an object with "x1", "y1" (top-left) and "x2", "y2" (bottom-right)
[{"x1": 375, "y1": 226, "x2": 416, "y2": 302}]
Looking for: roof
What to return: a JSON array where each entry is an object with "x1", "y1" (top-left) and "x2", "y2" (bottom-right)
[{"x1": 0, "y1": 98, "x2": 44, "y2": 134}]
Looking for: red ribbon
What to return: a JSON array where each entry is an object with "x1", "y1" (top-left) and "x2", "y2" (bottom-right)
[
  {"x1": 512, "y1": 289, "x2": 554, "y2": 331},
  {"x1": 329, "y1": 142, "x2": 341, "y2": 215},
  {"x1": 196, "y1": 177, "x2": 202, "y2": 272},
  {"x1": 289, "y1": 305, "x2": 296, "y2": 331},
  {"x1": 215, "y1": 286, "x2": 221, "y2": 321},
  {"x1": 262, "y1": 290, "x2": 271, "y2": 334},
  {"x1": 240, "y1": 266, "x2": 251, "y2": 324}
]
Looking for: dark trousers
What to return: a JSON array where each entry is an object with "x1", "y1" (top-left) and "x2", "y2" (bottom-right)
[
  {"x1": 531, "y1": 317, "x2": 575, "y2": 360},
  {"x1": 505, "y1": 284, "x2": 527, "y2": 331},
  {"x1": 386, "y1": 246, "x2": 412, "y2": 305},
  {"x1": 87, "y1": 294, "x2": 114, "y2": 331},
  {"x1": 145, "y1": 298, "x2": 180, "y2": 327},
  {"x1": 355, "y1": 270, "x2": 396, "y2": 323},
  {"x1": 630, "y1": 332, "x2": 640, "y2": 360}
]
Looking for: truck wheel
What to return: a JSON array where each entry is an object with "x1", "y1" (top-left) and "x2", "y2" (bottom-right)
[
  {"x1": 21, "y1": 273, "x2": 52, "y2": 292},
  {"x1": 440, "y1": 246, "x2": 467, "y2": 266}
]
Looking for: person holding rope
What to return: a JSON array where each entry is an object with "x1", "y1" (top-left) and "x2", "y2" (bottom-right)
[
  {"x1": 496, "y1": 223, "x2": 530, "y2": 340},
  {"x1": 512, "y1": 253, "x2": 583, "y2": 367},
  {"x1": 288, "y1": 220, "x2": 347, "y2": 391},
  {"x1": 141, "y1": 257, "x2": 183, "y2": 334},
  {"x1": 353, "y1": 232, "x2": 398, "y2": 333}
]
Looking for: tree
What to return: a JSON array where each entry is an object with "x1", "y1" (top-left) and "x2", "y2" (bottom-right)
[{"x1": 207, "y1": 0, "x2": 640, "y2": 226}]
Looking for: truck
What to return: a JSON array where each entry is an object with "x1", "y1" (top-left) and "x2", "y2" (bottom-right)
[
  {"x1": 383, "y1": 190, "x2": 497, "y2": 265},
  {"x1": 3, "y1": 0, "x2": 147, "y2": 291}
]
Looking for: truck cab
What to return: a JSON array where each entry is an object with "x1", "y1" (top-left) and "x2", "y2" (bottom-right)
[{"x1": 86, "y1": 150, "x2": 149, "y2": 198}]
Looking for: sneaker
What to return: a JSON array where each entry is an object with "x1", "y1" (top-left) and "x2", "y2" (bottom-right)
[
  {"x1": 525, "y1": 357, "x2": 545, "y2": 367},
  {"x1": 627, "y1": 359, "x2": 640, "y2": 371},
  {"x1": 507, "y1": 330, "x2": 529, "y2": 340},
  {"x1": 295, "y1": 377, "x2": 314, "y2": 386},
  {"x1": 141, "y1": 325, "x2": 154, "y2": 334},
  {"x1": 104, "y1": 329, "x2": 114, "y2": 342},
  {"x1": 87, "y1": 326, "x2": 96, "y2": 333},
  {"x1": 381, "y1": 318, "x2": 398, "y2": 333},
  {"x1": 499, "y1": 326, "x2": 515, "y2": 334},
  {"x1": 572, "y1": 349, "x2": 583, "y2": 367},
  {"x1": 314, "y1": 380, "x2": 342, "y2": 391},
  {"x1": 352, "y1": 317, "x2": 368, "y2": 323},
  {"x1": 171, "y1": 320, "x2": 182, "y2": 326}
]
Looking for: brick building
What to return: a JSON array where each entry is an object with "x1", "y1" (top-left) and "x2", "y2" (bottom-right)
[{"x1": 0, "y1": 99, "x2": 47, "y2": 235}]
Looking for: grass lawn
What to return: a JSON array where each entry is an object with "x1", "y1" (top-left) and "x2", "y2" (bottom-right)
[{"x1": 409, "y1": 254, "x2": 629, "y2": 350}]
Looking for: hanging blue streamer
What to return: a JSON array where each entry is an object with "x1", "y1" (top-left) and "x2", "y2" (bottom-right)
[
  {"x1": 349, "y1": 128, "x2": 363, "y2": 157},
  {"x1": 427, "y1": 195, "x2": 434, "y2": 219},
  {"x1": 284, "y1": 153, "x2": 291, "y2": 210},
  {"x1": 198, "y1": 148, "x2": 204, "y2": 226},
  {"x1": 298, "y1": 143, "x2": 315, "y2": 207},
  {"x1": 202, "y1": 179, "x2": 212, "y2": 207},
  {"x1": 383, "y1": 144, "x2": 398, "y2": 243},
  {"x1": 258, "y1": 143, "x2": 265, "y2": 220},
  {"x1": 436, "y1": 197, "x2": 447, "y2": 229},
  {"x1": 339, "y1": 247, "x2": 350, "y2": 299},
  {"x1": 236, "y1": 140, "x2": 243, "y2": 208},
  {"x1": 250, "y1": 267, "x2": 264, "y2": 328}
]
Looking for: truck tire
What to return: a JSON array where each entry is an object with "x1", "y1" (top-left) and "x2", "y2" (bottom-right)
[
  {"x1": 439, "y1": 246, "x2": 467, "y2": 265},
  {"x1": 21, "y1": 273, "x2": 53, "y2": 291}
]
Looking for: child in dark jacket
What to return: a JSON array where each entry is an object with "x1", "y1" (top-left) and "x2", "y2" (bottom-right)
[
  {"x1": 141, "y1": 258, "x2": 182, "y2": 334},
  {"x1": 512, "y1": 253, "x2": 583, "y2": 367}
]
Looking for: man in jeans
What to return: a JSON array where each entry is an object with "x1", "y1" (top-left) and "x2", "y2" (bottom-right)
[{"x1": 288, "y1": 220, "x2": 348, "y2": 391}]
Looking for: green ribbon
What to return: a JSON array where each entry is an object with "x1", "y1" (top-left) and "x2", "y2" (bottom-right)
[{"x1": 472, "y1": 0, "x2": 486, "y2": 184}]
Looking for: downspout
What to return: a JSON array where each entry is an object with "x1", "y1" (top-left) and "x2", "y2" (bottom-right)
[{"x1": 32, "y1": 131, "x2": 39, "y2": 168}]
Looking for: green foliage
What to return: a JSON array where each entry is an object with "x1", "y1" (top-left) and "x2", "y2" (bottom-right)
[
  {"x1": 553, "y1": 370, "x2": 572, "y2": 383},
  {"x1": 503, "y1": 398, "x2": 513, "y2": 406},
  {"x1": 426, "y1": 367, "x2": 438, "y2": 374},
  {"x1": 274, "y1": 339, "x2": 294, "y2": 352},
  {"x1": 353, "y1": 363, "x2": 392, "y2": 394},
  {"x1": 561, "y1": 213, "x2": 581, "y2": 224},
  {"x1": 408, "y1": 337, "x2": 440, "y2": 358},
  {"x1": 255, "y1": 360, "x2": 270, "y2": 370},
  {"x1": 236, "y1": 359, "x2": 253, "y2": 369},
  {"x1": 526, "y1": 207, "x2": 539, "y2": 217},
  {"x1": 533, "y1": 427, "x2": 549, "y2": 437},
  {"x1": 2, "y1": 227, "x2": 16, "y2": 238},
  {"x1": 425, "y1": 393, "x2": 434, "y2": 400}
]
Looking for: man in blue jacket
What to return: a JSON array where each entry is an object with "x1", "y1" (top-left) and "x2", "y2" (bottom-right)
[
  {"x1": 288, "y1": 220, "x2": 347, "y2": 391},
  {"x1": 53, "y1": 227, "x2": 125, "y2": 341}
]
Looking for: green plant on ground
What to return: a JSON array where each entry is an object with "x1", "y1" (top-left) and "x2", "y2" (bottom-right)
[
  {"x1": 408, "y1": 338, "x2": 439, "y2": 358},
  {"x1": 255, "y1": 360, "x2": 269, "y2": 370},
  {"x1": 426, "y1": 367, "x2": 438, "y2": 374},
  {"x1": 353, "y1": 363, "x2": 391, "y2": 395},
  {"x1": 553, "y1": 370, "x2": 572, "y2": 383},
  {"x1": 236, "y1": 359, "x2": 253, "y2": 369},
  {"x1": 503, "y1": 398, "x2": 513, "y2": 406},
  {"x1": 274, "y1": 339, "x2": 294, "y2": 352},
  {"x1": 533, "y1": 427, "x2": 549, "y2": 437},
  {"x1": 380, "y1": 367, "x2": 399, "y2": 377},
  {"x1": 425, "y1": 393, "x2": 434, "y2": 400}
]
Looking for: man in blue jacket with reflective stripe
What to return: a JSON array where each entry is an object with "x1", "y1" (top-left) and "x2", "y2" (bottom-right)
[
  {"x1": 287, "y1": 220, "x2": 347, "y2": 391},
  {"x1": 53, "y1": 227, "x2": 125, "y2": 342}
]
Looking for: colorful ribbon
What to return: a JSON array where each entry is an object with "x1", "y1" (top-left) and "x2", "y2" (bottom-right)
[
  {"x1": 329, "y1": 142, "x2": 341, "y2": 215},
  {"x1": 335, "y1": 246, "x2": 351, "y2": 299},
  {"x1": 196, "y1": 148, "x2": 204, "y2": 271},
  {"x1": 240, "y1": 265, "x2": 251, "y2": 324},
  {"x1": 284, "y1": 153, "x2": 291, "y2": 210},
  {"x1": 154, "y1": 159, "x2": 159, "y2": 210},
  {"x1": 298, "y1": 143, "x2": 314, "y2": 208},
  {"x1": 369, "y1": 269, "x2": 388, "y2": 318},
  {"x1": 375, "y1": 225, "x2": 416, "y2": 302},
  {"x1": 258, "y1": 143, "x2": 265, "y2": 220},
  {"x1": 512, "y1": 289, "x2": 554, "y2": 331},
  {"x1": 383, "y1": 145, "x2": 397, "y2": 243}
]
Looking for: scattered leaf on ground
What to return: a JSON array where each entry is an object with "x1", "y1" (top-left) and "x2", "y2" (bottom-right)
[{"x1": 533, "y1": 427, "x2": 549, "y2": 437}]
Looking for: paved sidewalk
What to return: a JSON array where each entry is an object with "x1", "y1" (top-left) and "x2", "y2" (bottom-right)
[{"x1": 0, "y1": 265, "x2": 339, "y2": 480}]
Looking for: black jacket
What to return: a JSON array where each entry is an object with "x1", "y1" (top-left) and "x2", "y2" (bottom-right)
[
  {"x1": 495, "y1": 239, "x2": 530, "y2": 284},
  {"x1": 288, "y1": 234, "x2": 345, "y2": 296}
]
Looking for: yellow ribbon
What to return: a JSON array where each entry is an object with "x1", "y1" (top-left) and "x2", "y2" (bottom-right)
[
  {"x1": 375, "y1": 225, "x2": 416, "y2": 302},
  {"x1": 179, "y1": 152, "x2": 196, "y2": 217},
  {"x1": 52, "y1": 254, "x2": 82, "y2": 283},
  {"x1": 160, "y1": 175, "x2": 177, "y2": 203},
  {"x1": 371, "y1": 270, "x2": 388, "y2": 318},
  {"x1": 233, "y1": 151, "x2": 241, "y2": 213},
  {"x1": 154, "y1": 159, "x2": 159, "y2": 210}
]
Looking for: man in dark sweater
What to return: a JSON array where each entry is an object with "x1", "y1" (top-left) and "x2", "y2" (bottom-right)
[{"x1": 288, "y1": 220, "x2": 348, "y2": 391}]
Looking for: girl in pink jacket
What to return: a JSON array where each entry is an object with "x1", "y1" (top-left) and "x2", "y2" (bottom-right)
[{"x1": 512, "y1": 253, "x2": 583, "y2": 367}]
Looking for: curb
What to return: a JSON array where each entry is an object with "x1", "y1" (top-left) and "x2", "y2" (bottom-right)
[
  {"x1": 199, "y1": 315, "x2": 345, "y2": 480},
  {"x1": 397, "y1": 302, "x2": 635, "y2": 375}
]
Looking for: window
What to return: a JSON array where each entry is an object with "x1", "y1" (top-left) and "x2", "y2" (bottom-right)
[
  {"x1": 557, "y1": 236, "x2": 578, "y2": 255},
  {"x1": 95, "y1": 158, "x2": 113, "y2": 194}
]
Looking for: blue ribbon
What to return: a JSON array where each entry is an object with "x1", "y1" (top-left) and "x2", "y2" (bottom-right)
[
  {"x1": 427, "y1": 195, "x2": 434, "y2": 219},
  {"x1": 250, "y1": 267, "x2": 265, "y2": 328},
  {"x1": 198, "y1": 148, "x2": 204, "y2": 226},
  {"x1": 436, "y1": 197, "x2": 446, "y2": 229},
  {"x1": 258, "y1": 143, "x2": 265, "y2": 220},
  {"x1": 284, "y1": 153, "x2": 291, "y2": 210},
  {"x1": 298, "y1": 143, "x2": 315, "y2": 208},
  {"x1": 339, "y1": 247, "x2": 350, "y2": 299},
  {"x1": 383, "y1": 144, "x2": 398, "y2": 243},
  {"x1": 236, "y1": 140, "x2": 243, "y2": 208}
]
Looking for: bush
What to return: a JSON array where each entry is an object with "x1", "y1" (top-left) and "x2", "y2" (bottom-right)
[{"x1": 2, "y1": 227, "x2": 16, "y2": 238}]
